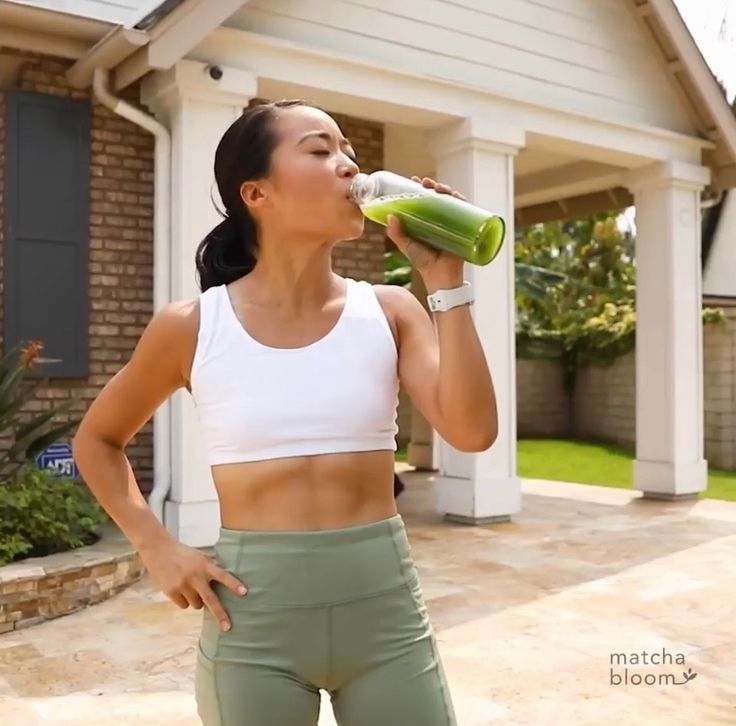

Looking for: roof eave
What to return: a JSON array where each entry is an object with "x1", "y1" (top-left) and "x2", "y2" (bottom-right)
[{"x1": 629, "y1": 0, "x2": 736, "y2": 190}]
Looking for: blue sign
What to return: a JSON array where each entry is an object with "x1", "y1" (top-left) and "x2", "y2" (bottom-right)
[{"x1": 35, "y1": 442, "x2": 79, "y2": 479}]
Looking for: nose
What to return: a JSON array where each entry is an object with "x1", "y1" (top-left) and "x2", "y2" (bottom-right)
[{"x1": 339, "y1": 154, "x2": 360, "y2": 178}]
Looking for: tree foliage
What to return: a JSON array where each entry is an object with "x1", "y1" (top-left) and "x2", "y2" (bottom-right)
[{"x1": 515, "y1": 211, "x2": 724, "y2": 391}]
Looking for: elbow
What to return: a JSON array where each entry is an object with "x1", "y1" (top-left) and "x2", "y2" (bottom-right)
[
  {"x1": 71, "y1": 424, "x2": 91, "y2": 459},
  {"x1": 71, "y1": 425, "x2": 110, "y2": 467},
  {"x1": 71, "y1": 431, "x2": 89, "y2": 471},
  {"x1": 452, "y1": 425, "x2": 498, "y2": 453},
  {"x1": 468, "y1": 430, "x2": 498, "y2": 452}
]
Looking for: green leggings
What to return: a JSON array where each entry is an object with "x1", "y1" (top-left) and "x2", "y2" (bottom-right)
[{"x1": 195, "y1": 513, "x2": 457, "y2": 725}]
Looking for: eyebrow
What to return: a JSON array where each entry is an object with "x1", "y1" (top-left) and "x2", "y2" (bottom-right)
[{"x1": 298, "y1": 131, "x2": 353, "y2": 148}]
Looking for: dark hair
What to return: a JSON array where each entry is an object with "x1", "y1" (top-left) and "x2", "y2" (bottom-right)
[{"x1": 195, "y1": 99, "x2": 318, "y2": 292}]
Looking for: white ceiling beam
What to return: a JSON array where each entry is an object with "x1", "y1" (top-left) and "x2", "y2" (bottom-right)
[
  {"x1": 113, "y1": 46, "x2": 149, "y2": 91},
  {"x1": 515, "y1": 161, "x2": 626, "y2": 207},
  {"x1": 516, "y1": 188, "x2": 634, "y2": 226}
]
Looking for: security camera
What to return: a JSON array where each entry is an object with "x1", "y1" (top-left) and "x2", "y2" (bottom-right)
[{"x1": 207, "y1": 65, "x2": 223, "y2": 81}]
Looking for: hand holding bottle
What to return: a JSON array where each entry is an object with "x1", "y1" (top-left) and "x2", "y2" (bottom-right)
[
  {"x1": 349, "y1": 169, "x2": 505, "y2": 267},
  {"x1": 385, "y1": 176, "x2": 467, "y2": 289}
]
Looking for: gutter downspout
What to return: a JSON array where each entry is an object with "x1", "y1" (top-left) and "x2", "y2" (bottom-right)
[{"x1": 92, "y1": 68, "x2": 173, "y2": 527}]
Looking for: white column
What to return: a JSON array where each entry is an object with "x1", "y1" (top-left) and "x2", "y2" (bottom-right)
[
  {"x1": 142, "y1": 60, "x2": 257, "y2": 546},
  {"x1": 427, "y1": 118, "x2": 525, "y2": 524},
  {"x1": 627, "y1": 160, "x2": 710, "y2": 499}
]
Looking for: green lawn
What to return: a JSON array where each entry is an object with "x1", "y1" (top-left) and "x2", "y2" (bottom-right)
[
  {"x1": 517, "y1": 438, "x2": 736, "y2": 502},
  {"x1": 394, "y1": 438, "x2": 736, "y2": 502}
]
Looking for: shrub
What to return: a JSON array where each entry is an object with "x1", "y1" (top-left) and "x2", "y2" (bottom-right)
[{"x1": 0, "y1": 463, "x2": 107, "y2": 566}]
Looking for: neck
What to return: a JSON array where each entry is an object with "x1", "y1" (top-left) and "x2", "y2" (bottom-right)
[{"x1": 242, "y1": 232, "x2": 339, "y2": 314}]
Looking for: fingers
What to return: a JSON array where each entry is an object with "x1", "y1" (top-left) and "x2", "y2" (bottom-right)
[
  {"x1": 411, "y1": 175, "x2": 465, "y2": 199},
  {"x1": 208, "y1": 562, "x2": 248, "y2": 597},
  {"x1": 411, "y1": 175, "x2": 437, "y2": 189},
  {"x1": 196, "y1": 581, "x2": 233, "y2": 631},
  {"x1": 168, "y1": 591, "x2": 189, "y2": 609},
  {"x1": 434, "y1": 182, "x2": 457, "y2": 196},
  {"x1": 386, "y1": 216, "x2": 438, "y2": 269},
  {"x1": 181, "y1": 585, "x2": 204, "y2": 610},
  {"x1": 386, "y1": 215, "x2": 409, "y2": 251}
]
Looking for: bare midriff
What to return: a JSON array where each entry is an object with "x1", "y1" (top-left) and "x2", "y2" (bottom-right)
[{"x1": 211, "y1": 449, "x2": 399, "y2": 531}]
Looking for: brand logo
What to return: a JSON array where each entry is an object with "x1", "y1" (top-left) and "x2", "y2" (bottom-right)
[{"x1": 610, "y1": 650, "x2": 697, "y2": 686}]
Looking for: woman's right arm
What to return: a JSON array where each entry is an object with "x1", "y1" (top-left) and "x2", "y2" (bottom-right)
[{"x1": 72, "y1": 299, "x2": 245, "y2": 632}]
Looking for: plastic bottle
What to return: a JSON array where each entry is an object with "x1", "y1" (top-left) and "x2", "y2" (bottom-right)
[{"x1": 349, "y1": 170, "x2": 505, "y2": 266}]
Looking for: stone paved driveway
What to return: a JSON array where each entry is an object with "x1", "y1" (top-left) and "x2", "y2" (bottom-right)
[{"x1": 2, "y1": 470, "x2": 736, "y2": 725}]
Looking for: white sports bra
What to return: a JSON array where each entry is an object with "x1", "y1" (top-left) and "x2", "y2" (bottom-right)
[{"x1": 188, "y1": 277, "x2": 400, "y2": 466}]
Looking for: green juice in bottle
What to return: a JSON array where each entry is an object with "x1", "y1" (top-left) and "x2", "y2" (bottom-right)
[{"x1": 349, "y1": 171, "x2": 505, "y2": 266}]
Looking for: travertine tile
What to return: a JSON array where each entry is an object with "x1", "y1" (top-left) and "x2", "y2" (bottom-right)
[{"x1": 1, "y1": 472, "x2": 735, "y2": 724}]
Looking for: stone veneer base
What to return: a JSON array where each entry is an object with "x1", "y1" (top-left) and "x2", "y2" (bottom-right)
[{"x1": 0, "y1": 522, "x2": 143, "y2": 633}]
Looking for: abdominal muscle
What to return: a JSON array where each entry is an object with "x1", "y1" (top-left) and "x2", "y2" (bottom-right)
[{"x1": 211, "y1": 449, "x2": 399, "y2": 531}]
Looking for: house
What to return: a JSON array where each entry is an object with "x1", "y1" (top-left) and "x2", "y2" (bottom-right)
[{"x1": 2, "y1": 0, "x2": 735, "y2": 546}]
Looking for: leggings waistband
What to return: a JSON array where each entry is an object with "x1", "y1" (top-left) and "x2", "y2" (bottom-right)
[
  {"x1": 218, "y1": 513, "x2": 407, "y2": 547},
  {"x1": 212, "y1": 514, "x2": 418, "y2": 607}
]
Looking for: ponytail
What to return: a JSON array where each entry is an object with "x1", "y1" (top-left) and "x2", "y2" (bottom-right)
[
  {"x1": 194, "y1": 99, "x2": 318, "y2": 292},
  {"x1": 195, "y1": 207, "x2": 258, "y2": 292}
]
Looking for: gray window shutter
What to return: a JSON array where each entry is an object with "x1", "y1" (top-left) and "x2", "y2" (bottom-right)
[{"x1": 4, "y1": 90, "x2": 90, "y2": 377}]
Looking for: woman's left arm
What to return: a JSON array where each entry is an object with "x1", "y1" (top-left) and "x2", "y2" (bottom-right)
[{"x1": 382, "y1": 176, "x2": 498, "y2": 452}]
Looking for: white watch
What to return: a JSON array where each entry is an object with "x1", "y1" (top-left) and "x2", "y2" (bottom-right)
[{"x1": 426, "y1": 281, "x2": 474, "y2": 312}]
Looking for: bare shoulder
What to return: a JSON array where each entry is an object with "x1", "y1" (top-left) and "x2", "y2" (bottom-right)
[
  {"x1": 372, "y1": 283, "x2": 424, "y2": 314},
  {"x1": 143, "y1": 297, "x2": 200, "y2": 386},
  {"x1": 73, "y1": 297, "x2": 201, "y2": 448},
  {"x1": 152, "y1": 297, "x2": 199, "y2": 332},
  {"x1": 371, "y1": 283, "x2": 431, "y2": 350},
  {"x1": 373, "y1": 283, "x2": 429, "y2": 319}
]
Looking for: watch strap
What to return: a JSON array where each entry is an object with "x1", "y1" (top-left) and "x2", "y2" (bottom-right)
[{"x1": 426, "y1": 281, "x2": 474, "y2": 312}]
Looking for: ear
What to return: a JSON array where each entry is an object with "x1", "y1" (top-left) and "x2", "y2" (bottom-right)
[{"x1": 239, "y1": 180, "x2": 269, "y2": 210}]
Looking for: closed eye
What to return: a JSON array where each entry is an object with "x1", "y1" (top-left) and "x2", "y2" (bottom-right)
[{"x1": 312, "y1": 149, "x2": 359, "y2": 164}]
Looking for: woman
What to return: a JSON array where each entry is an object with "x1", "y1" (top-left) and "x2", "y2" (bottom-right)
[{"x1": 72, "y1": 99, "x2": 498, "y2": 725}]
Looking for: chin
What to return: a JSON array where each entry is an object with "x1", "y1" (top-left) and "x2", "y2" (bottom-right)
[{"x1": 334, "y1": 217, "x2": 365, "y2": 242}]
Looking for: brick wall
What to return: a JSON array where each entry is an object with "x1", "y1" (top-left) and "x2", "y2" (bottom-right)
[
  {"x1": 0, "y1": 52, "x2": 155, "y2": 492},
  {"x1": 329, "y1": 111, "x2": 386, "y2": 284}
]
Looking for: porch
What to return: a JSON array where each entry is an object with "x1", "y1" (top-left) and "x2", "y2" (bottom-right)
[{"x1": 144, "y1": 46, "x2": 721, "y2": 545}]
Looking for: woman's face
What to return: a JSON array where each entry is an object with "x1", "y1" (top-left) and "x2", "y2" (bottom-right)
[{"x1": 243, "y1": 105, "x2": 365, "y2": 243}]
